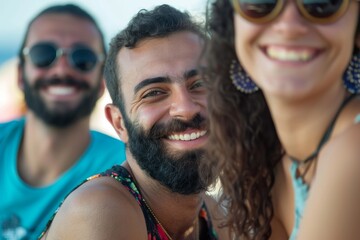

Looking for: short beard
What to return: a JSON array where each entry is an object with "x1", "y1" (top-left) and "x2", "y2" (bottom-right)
[
  {"x1": 22, "y1": 71, "x2": 100, "y2": 128},
  {"x1": 123, "y1": 113, "x2": 208, "y2": 195}
]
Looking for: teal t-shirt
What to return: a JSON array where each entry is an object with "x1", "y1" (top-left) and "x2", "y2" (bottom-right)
[{"x1": 0, "y1": 118, "x2": 126, "y2": 240}]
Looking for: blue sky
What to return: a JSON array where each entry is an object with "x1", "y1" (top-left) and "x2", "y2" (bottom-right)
[{"x1": 0, "y1": 0, "x2": 206, "y2": 65}]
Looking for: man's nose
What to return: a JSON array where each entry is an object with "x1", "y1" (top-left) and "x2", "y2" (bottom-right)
[
  {"x1": 169, "y1": 87, "x2": 202, "y2": 121},
  {"x1": 47, "y1": 52, "x2": 74, "y2": 77}
]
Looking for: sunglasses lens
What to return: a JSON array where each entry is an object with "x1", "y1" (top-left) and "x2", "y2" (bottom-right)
[
  {"x1": 302, "y1": 0, "x2": 343, "y2": 18},
  {"x1": 28, "y1": 43, "x2": 57, "y2": 68},
  {"x1": 238, "y1": 0, "x2": 278, "y2": 18},
  {"x1": 71, "y1": 47, "x2": 98, "y2": 72}
]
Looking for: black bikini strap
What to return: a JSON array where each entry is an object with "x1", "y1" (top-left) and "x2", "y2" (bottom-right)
[{"x1": 289, "y1": 94, "x2": 356, "y2": 164}]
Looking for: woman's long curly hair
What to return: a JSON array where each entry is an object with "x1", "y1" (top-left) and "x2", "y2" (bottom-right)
[{"x1": 201, "y1": 0, "x2": 283, "y2": 239}]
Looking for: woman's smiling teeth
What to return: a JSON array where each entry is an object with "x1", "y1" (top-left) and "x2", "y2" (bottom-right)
[
  {"x1": 266, "y1": 46, "x2": 315, "y2": 62},
  {"x1": 168, "y1": 130, "x2": 207, "y2": 141}
]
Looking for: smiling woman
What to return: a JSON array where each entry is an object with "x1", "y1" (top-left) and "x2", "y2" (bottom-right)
[{"x1": 201, "y1": 0, "x2": 360, "y2": 239}]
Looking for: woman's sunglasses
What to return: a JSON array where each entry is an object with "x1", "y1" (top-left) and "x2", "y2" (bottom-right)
[
  {"x1": 23, "y1": 42, "x2": 104, "y2": 72},
  {"x1": 231, "y1": 0, "x2": 350, "y2": 24}
]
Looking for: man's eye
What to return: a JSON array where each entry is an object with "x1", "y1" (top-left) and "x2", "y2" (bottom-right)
[
  {"x1": 142, "y1": 90, "x2": 165, "y2": 99},
  {"x1": 191, "y1": 80, "x2": 205, "y2": 89}
]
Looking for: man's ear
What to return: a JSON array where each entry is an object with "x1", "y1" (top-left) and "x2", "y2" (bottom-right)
[{"x1": 105, "y1": 103, "x2": 129, "y2": 142}]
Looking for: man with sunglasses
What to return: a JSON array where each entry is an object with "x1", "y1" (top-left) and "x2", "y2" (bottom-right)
[{"x1": 0, "y1": 4, "x2": 125, "y2": 240}]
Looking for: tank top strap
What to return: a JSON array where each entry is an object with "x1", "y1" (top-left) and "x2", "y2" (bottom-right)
[
  {"x1": 289, "y1": 94, "x2": 356, "y2": 164},
  {"x1": 102, "y1": 165, "x2": 218, "y2": 240},
  {"x1": 100, "y1": 165, "x2": 143, "y2": 204},
  {"x1": 289, "y1": 94, "x2": 357, "y2": 240},
  {"x1": 101, "y1": 165, "x2": 163, "y2": 239}
]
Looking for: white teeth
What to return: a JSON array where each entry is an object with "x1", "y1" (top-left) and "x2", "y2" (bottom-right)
[
  {"x1": 168, "y1": 130, "x2": 207, "y2": 141},
  {"x1": 267, "y1": 47, "x2": 313, "y2": 62},
  {"x1": 48, "y1": 86, "x2": 75, "y2": 95}
]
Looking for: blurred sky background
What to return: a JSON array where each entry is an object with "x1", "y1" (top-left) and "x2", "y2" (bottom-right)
[
  {"x1": 0, "y1": 0, "x2": 207, "y2": 65},
  {"x1": 0, "y1": 0, "x2": 207, "y2": 136}
]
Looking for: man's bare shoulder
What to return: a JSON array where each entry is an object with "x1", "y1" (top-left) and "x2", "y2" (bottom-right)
[{"x1": 44, "y1": 176, "x2": 147, "y2": 239}]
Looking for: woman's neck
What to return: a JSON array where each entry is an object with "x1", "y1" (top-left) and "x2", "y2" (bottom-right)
[{"x1": 266, "y1": 89, "x2": 347, "y2": 161}]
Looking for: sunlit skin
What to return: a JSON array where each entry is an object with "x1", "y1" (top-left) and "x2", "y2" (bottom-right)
[
  {"x1": 234, "y1": 2, "x2": 360, "y2": 240},
  {"x1": 20, "y1": 14, "x2": 104, "y2": 111}
]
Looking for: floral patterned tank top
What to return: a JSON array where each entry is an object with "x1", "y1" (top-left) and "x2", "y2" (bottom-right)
[
  {"x1": 38, "y1": 165, "x2": 218, "y2": 240},
  {"x1": 39, "y1": 165, "x2": 218, "y2": 240},
  {"x1": 97, "y1": 165, "x2": 218, "y2": 240}
]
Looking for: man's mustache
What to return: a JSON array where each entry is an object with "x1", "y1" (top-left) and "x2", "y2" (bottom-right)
[
  {"x1": 34, "y1": 77, "x2": 90, "y2": 90},
  {"x1": 148, "y1": 114, "x2": 206, "y2": 139}
]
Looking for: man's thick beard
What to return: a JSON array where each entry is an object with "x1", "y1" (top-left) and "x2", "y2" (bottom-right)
[
  {"x1": 22, "y1": 73, "x2": 100, "y2": 128},
  {"x1": 123, "y1": 114, "x2": 208, "y2": 195}
]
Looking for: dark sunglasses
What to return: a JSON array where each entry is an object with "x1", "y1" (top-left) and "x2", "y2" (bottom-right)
[
  {"x1": 231, "y1": 0, "x2": 351, "y2": 24},
  {"x1": 23, "y1": 42, "x2": 104, "y2": 72}
]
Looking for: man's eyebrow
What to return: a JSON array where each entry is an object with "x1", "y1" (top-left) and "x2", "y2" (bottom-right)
[
  {"x1": 184, "y1": 69, "x2": 199, "y2": 80},
  {"x1": 134, "y1": 69, "x2": 199, "y2": 94},
  {"x1": 134, "y1": 77, "x2": 171, "y2": 94}
]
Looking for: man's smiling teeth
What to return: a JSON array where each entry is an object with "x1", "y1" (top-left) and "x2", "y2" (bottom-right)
[
  {"x1": 168, "y1": 130, "x2": 207, "y2": 141},
  {"x1": 267, "y1": 47, "x2": 313, "y2": 61},
  {"x1": 48, "y1": 86, "x2": 76, "y2": 95}
]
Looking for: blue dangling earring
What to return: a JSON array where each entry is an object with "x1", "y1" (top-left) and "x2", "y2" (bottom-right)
[
  {"x1": 343, "y1": 52, "x2": 360, "y2": 94},
  {"x1": 229, "y1": 60, "x2": 259, "y2": 94}
]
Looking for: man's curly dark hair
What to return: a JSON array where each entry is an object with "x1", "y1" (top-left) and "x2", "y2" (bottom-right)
[{"x1": 104, "y1": 4, "x2": 205, "y2": 117}]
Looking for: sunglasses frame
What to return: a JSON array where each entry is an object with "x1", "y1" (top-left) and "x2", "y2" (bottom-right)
[
  {"x1": 23, "y1": 42, "x2": 105, "y2": 72},
  {"x1": 231, "y1": 0, "x2": 350, "y2": 24}
]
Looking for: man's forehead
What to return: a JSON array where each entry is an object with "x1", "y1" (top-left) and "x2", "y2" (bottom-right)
[
  {"x1": 26, "y1": 13, "x2": 101, "y2": 48},
  {"x1": 117, "y1": 31, "x2": 204, "y2": 86}
]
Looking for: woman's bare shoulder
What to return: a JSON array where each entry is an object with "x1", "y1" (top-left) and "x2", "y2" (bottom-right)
[
  {"x1": 320, "y1": 116, "x2": 360, "y2": 172},
  {"x1": 297, "y1": 118, "x2": 360, "y2": 239}
]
